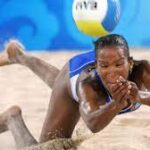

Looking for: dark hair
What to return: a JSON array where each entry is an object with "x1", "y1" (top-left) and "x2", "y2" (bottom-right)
[{"x1": 94, "y1": 34, "x2": 130, "y2": 58}]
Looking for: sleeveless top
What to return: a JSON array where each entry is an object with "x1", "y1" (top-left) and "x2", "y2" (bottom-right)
[{"x1": 69, "y1": 50, "x2": 141, "y2": 114}]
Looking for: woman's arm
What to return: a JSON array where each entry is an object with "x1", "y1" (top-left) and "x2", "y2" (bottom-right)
[
  {"x1": 138, "y1": 91, "x2": 150, "y2": 105},
  {"x1": 77, "y1": 73, "x2": 129, "y2": 133},
  {"x1": 128, "y1": 84, "x2": 150, "y2": 106},
  {"x1": 79, "y1": 96, "x2": 122, "y2": 133}
]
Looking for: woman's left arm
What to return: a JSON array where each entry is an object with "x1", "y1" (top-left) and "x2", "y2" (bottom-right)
[
  {"x1": 138, "y1": 91, "x2": 150, "y2": 105},
  {"x1": 128, "y1": 82, "x2": 150, "y2": 106}
]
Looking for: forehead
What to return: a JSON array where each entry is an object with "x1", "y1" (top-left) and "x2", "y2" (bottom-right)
[{"x1": 97, "y1": 47, "x2": 126, "y2": 60}]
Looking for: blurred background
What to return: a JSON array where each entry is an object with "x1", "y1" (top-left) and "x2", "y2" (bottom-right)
[{"x1": 0, "y1": 0, "x2": 149, "y2": 51}]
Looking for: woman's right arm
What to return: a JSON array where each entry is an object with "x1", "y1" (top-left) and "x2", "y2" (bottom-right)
[{"x1": 77, "y1": 75, "x2": 128, "y2": 133}]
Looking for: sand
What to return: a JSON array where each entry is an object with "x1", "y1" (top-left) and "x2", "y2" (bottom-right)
[{"x1": 0, "y1": 49, "x2": 150, "y2": 150}]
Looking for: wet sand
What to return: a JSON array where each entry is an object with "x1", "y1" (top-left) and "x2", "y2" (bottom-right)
[{"x1": 0, "y1": 49, "x2": 150, "y2": 150}]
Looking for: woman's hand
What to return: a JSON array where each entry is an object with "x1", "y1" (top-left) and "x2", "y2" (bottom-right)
[
  {"x1": 117, "y1": 76, "x2": 141, "y2": 103},
  {"x1": 127, "y1": 82, "x2": 141, "y2": 103},
  {"x1": 107, "y1": 77, "x2": 131, "y2": 109},
  {"x1": 111, "y1": 76, "x2": 140, "y2": 103}
]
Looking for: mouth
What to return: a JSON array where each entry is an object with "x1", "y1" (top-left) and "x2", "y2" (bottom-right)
[
  {"x1": 105, "y1": 81, "x2": 117, "y2": 86},
  {"x1": 107, "y1": 81, "x2": 116, "y2": 84},
  {"x1": 103, "y1": 82, "x2": 117, "y2": 91}
]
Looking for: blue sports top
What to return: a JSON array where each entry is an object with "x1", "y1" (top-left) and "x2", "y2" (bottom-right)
[{"x1": 69, "y1": 50, "x2": 141, "y2": 114}]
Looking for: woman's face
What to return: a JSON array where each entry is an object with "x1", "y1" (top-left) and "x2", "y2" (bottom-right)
[{"x1": 96, "y1": 46, "x2": 131, "y2": 90}]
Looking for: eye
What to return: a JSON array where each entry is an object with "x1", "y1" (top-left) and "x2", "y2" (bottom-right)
[
  {"x1": 116, "y1": 62, "x2": 124, "y2": 67},
  {"x1": 100, "y1": 64, "x2": 108, "y2": 68}
]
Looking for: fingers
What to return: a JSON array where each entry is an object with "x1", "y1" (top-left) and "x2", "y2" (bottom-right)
[
  {"x1": 109, "y1": 76, "x2": 128, "y2": 92},
  {"x1": 118, "y1": 76, "x2": 126, "y2": 83},
  {"x1": 109, "y1": 79, "x2": 131, "y2": 94},
  {"x1": 127, "y1": 82, "x2": 140, "y2": 102},
  {"x1": 113, "y1": 83, "x2": 131, "y2": 102},
  {"x1": 115, "y1": 83, "x2": 131, "y2": 98},
  {"x1": 108, "y1": 76, "x2": 132, "y2": 104},
  {"x1": 107, "y1": 76, "x2": 140, "y2": 105}
]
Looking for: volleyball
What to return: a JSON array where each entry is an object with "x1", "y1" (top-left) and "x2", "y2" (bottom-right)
[{"x1": 72, "y1": 0, "x2": 121, "y2": 37}]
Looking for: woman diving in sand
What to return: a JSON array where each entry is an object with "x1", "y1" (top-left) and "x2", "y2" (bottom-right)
[{"x1": 0, "y1": 34, "x2": 149, "y2": 149}]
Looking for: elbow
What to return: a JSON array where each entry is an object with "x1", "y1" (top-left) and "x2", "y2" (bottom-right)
[
  {"x1": 82, "y1": 114, "x2": 106, "y2": 133},
  {"x1": 80, "y1": 108, "x2": 108, "y2": 133},
  {"x1": 89, "y1": 126, "x2": 100, "y2": 133},
  {"x1": 86, "y1": 119, "x2": 103, "y2": 133}
]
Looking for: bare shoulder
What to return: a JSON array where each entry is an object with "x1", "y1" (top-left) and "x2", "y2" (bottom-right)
[
  {"x1": 141, "y1": 60, "x2": 150, "y2": 89},
  {"x1": 77, "y1": 65, "x2": 99, "y2": 91},
  {"x1": 132, "y1": 59, "x2": 150, "y2": 76},
  {"x1": 142, "y1": 60, "x2": 150, "y2": 72},
  {"x1": 76, "y1": 65, "x2": 106, "y2": 113}
]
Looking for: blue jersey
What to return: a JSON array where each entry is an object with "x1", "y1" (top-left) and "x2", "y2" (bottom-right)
[
  {"x1": 69, "y1": 50, "x2": 95, "y2": 78},
  {"x1": 68, "y1": 50, "x2": 141, "y2": 114}
]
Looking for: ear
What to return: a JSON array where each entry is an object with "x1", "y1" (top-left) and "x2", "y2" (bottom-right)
[{"x1": 128, "y1": 57, "x2": 134, "y2": 72}]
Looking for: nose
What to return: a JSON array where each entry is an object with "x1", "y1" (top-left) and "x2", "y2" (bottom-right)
[{"x1": 106, "y1": 70, "x2": 119, "y2": 83}]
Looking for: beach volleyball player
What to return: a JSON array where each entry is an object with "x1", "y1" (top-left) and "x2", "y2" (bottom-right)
[
  {"x1": 0, "y1": 34, "x2": 149, "y2": 149},
  {"x1": 0, "y1": 0, "x2": 149, "y2": 149}
]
